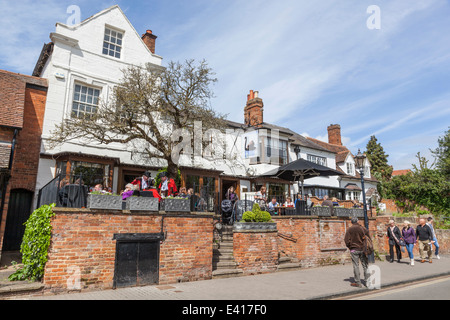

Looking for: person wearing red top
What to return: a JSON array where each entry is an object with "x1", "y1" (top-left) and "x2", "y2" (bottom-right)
[
  {"x1": 131, "y1": 171, "x2": 151, "y2": 191},
  {"x1": 158, "y1": 172, "x2": 178, "y2": 197}
]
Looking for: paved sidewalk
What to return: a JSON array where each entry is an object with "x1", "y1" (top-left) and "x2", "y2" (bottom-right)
[{"x1": 16, "y1": 255, "x2": 450, "y2": 300}]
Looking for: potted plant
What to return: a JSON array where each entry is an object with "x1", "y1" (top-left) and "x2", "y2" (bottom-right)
[
  {"x1": 87, "y1": 191, "x2": 123, "y2": 210},
  {"x1": 163, "y1": 196, "x2": 190, "y2": 212},
  {"x1": 234, "y1": 204, "x2": 277, "y2": 231},
  {"x1": 126, "y1": 196, "x2": 159, "y2": 211}
]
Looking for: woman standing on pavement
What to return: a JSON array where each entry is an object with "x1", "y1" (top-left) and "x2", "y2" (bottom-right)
[
  {"x1": 402, "y1": 221, "x2": 416, "y2": 266},
  {"x1": 387, "y1": 220, "x2": 403, "y2": 263}
]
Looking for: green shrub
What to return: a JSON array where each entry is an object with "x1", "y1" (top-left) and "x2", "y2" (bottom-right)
[
  {"x1": 240, "y1": 203, "x2": 272, "y2": 223},
  {"x1": 9, "y1": 204, "x2": 55, "y2": 282},
  {"x1": 242, "y1": 211, "x2": 256, "y2": 222}
]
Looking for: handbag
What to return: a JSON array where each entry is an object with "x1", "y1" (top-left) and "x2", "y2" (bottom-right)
[{"x1": 399, "y1": 238, "x2": 406, "y2": 247}]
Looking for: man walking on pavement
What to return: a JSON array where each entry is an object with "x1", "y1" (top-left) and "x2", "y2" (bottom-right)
[
  {"x1": 416, "y1": 218, "x2": 434, "y2": 263},
  {"x1": 426, "y1": 217, "x2": 440, "y2": 260},
  {"x1": 345, "y1": 217, "x2": 370, "y2": 288}
]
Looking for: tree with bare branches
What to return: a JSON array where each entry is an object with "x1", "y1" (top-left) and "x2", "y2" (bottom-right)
[{"x1": 49, "y1": 59, "x2": 227, "y2": 179}]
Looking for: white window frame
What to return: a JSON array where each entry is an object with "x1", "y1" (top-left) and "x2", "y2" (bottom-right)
[
  {"x1": 346, "y1": 162, "x2": 354, "y2": 175},
  {"x1": 71, "y1": 83, "x2": 101, "y2": 118},
  {"x1": 307, "y1": 154, "x2": 327, "y2": 167},
  {"x1": 102, "y1": 27, "x2": 123, "y2": 59}
]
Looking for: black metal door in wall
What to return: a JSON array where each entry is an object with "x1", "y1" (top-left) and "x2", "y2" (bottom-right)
[
  {"x1": 2, "y1": 189, "x2": 33, "y2": 251},
  {"x1": 113, "y1": 234, "x2": 161, "y2": 289}
]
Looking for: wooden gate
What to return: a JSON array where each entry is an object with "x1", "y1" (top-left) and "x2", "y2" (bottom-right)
[
  {"x1": 113, "y1": 233, "x2": 162, "y2": 289},
  {"x1": 2, "y1": 189, "x2": 33, "y2": 251}
]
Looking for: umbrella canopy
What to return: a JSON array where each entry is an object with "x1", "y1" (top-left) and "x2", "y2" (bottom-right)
[{"x1": 260, "y1": 158, "x2": 345, "y2": 197}]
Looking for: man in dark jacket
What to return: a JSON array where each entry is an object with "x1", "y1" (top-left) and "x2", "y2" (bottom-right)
[
  {"x1": 416, "y1": 218, "x2": 434, "y2": 263},
  {"x1": 344, "y1": 217, "x2": 370, "y2": 288}
]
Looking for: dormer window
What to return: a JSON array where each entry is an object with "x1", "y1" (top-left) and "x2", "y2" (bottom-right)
[
  {"x1": 103, "y1": 27, "x2": 123, "y2": 59},
  {"x1": 346, "y1": 162, "x2": 354, "y2": 175}
]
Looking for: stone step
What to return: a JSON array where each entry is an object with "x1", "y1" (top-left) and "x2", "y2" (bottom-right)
[
  {"x1": 212, "y1": 268, "x2": 243, "y2": 279},
  {"x1": 214, "y1": 247, "x2": 233, "y2": 255},
  {"x1": 213, "y1": 260, "x2": 237, "y2": 269},
  {"x1": 278, "y1": 256, "x2": 292, "y2": 264},
  {"x1": 276, "y1": 262, "x2": 302, "y2": 272},
  {"x1": 213, "y1": 254, "x2": 234, "y2": 262}
]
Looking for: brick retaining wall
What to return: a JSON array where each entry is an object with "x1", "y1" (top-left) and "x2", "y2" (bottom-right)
[
  {"x1": 43, "y1": 208, "x2": 213, "y2": 294},
  {"x1": 233, "y1": 230, "x2": 278, "y2": 275}
]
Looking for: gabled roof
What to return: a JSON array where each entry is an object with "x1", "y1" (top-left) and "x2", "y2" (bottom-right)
[{"x1": 225, "y1": 120, "x2": 331, "y2": 153}]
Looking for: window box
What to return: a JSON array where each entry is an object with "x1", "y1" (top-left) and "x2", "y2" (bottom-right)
[
  {"x1": 163, "y1": 198, "x2": 190, "y2": 212},
  {"x1": 311, "y1": 206, "x2": 332, "y2": 217},
  {"x1": 233, "y1": 222, "x2": 277, "y2": 232},
  {"x1": 87, "y1": 194, "x2": 122, "y2": 210},
  {"x1": 126, "y1": 197, "x2": 159, "y2": 212}
]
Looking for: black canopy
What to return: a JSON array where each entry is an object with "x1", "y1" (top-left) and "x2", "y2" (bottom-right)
[{"x1": 260, "y1": 158, "x2": 345, "y2": 198}]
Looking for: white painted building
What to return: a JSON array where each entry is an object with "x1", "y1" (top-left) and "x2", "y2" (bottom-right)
[{"x1": 32, "y1": 5, "x2": 378, "y2": 209}]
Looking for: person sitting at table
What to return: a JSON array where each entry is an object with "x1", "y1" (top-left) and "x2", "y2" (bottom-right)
[
  {"x1": 352, "y1": 200, "x2": 362, "y2": 208},
  {"x1": 267, "y1": 197, "x2": 279, "y2": 215},
  {"x1": 284, "y1": 197, "x2": 294, "y2": 207},
  {"x1": 121, "y1": 184, "x2": 135, "y2": 201},
  {"x1": 332, "y1": 197, "x2": 339, "y2": 207},
  {"x1": 178, "y1": 187, "x2": 189, "y2": 199}
]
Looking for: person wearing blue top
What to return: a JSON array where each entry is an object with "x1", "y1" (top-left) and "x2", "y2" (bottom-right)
[{"x1": 267, "y1": 198, "x2": 279, "y2": 215}]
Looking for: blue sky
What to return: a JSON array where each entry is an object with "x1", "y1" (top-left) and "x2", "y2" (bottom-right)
[{"x1": 1, "y1": 0, "x2": 449, "y2": 170}]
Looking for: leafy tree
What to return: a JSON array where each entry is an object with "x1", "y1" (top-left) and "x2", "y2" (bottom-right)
[
  {"x1": 431, "y1": 127, "x2": 450, "y2": 179},
  {"x1": 365, "y1": 135, "x2": 393, "y2": 181},
  {"x1": 48, "y1": 60, "x2": 227, "y2": 179},
  {"x1": 383, "y1": 153, "x2": 449, "y2": 217}
]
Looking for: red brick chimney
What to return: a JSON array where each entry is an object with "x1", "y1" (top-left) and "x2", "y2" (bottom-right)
[
  {"x1": 327, "y1": 124, "x2": 342, "y2": 145},
  {"x1": 244, "y1": 90, "x2": 264, "y2": 127},
  {"x1": 141, "y1": 30, "x2": 157, "y2": 54}
]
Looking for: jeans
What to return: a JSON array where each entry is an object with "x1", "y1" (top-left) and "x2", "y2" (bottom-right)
[
  {"x1": 350, "y1": 250, "x2": 369, "y2": 285},
  {"x1": 432, "y1": 237, "x2": 439, "y2": 255},
  {"x1": 405, "y1": 243, "x2": 414, "y2": 259}
]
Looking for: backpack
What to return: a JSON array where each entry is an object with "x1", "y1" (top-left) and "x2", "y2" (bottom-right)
[{"x1": 362, "y1": 230, "x2": 374, "y2": 256}]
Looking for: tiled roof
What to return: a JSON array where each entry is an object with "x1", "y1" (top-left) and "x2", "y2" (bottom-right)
[{"x1": 392, "y1": 169, "x2": 411, "y2": 176}]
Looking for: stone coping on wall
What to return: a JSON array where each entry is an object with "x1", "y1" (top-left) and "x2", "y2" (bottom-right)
[
  {"x1": 271, "y1": 215, "x2": 377, "y2": 221},
  {"x1": 52, "y1": 207, "x2": 215, "y2": 218}
]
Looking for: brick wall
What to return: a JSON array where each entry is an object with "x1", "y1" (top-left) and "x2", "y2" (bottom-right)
[
  {"x1": 233, "y1": 230, "x2": 278, "y2": 275},
  {"x1": 43, "y1": 209, "x2": 213, "y2": 294},
  {"x1": 0, "y1": 71, "x2": 48, "y2": 255},
  {"x1": 274, "y1": 217, "x2": 378, "y2": 267}
]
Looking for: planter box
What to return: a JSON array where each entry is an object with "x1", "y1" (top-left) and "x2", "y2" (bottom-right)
[
  {"x1": 163, "y1": 198, "x2": 190, "y2": 212},
  {"x1": 335, "y1": 207, "x2": 365, "y2": 218},
  {"x1": 233, "y1": 222, "x2": 277, "y2": 232},
  {"x1": 126, "y1": 197, "x2": 159, "y2": 211},
  {"x1": 335, "y1": 207, "x2": 350, "y2": 217},
  {"x1": 87, "y1": 194, "x2": 123, "y2": 210},
  {"x1": 311, "y1": 206, "x2": 332, "y2": 217},
  {"x1": 349, "y1": 208, "x2": 364, "y2": 218}
]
